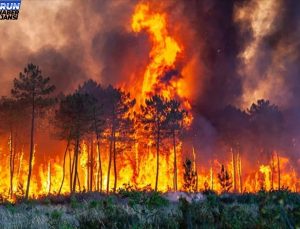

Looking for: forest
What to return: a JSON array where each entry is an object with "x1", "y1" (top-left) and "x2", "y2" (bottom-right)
[
  {"x1": 0, "y1": 63, "x2": 298, "y2": 202},
  {"x1": 0, "y1": 63, "x2": 298, "y2": 228}
]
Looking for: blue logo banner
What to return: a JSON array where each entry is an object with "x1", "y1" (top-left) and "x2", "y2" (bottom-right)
[{"x1": 0, "y1": 0, "x2": 21, "y2": 20}]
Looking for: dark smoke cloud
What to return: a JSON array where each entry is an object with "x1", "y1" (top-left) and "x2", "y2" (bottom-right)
[
  {"x1": 0, "y1": 0, "x2": 139, "y2": 95},
  {"x1": 93, "y1": 29, "x2": 150, "y2": 86},
  {"x1": 29, "y1": 47, "x2": 88, "y2": 94},
  {"x1": 172, "y1": 0, "x2": 246, "y2": 117}
]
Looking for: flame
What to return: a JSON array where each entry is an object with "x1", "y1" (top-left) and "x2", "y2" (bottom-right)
[
  {"x1": 0, "y1": 140, "x2": 297, "y2": 201},
  {"x1": 132, "y1": 3, "x2": 190, "y2": 108},
  {"x1": 0, "y1": 2, "x2": 298, "y2": 202}
]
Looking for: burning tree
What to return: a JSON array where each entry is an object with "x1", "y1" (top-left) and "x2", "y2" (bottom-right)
[
  {"x1": 103, "y1": 86, "x2": 135, "y2": 193},
  {"x1": 54, "y1": 92, "x2": 94, "y2": 193},
  {"x1": 78, "y1": 80, "x2": 106, "y2": 192},
  {"x1": 183, "y1": 159, "x2": 197, "y2": 192},
  {"x1": 139, "y1": 95, "x2": 168, "y2": 191},
  {"x1": 249, "y1": 99, "x2": 284, "y2": 190},
  {"x1": 218, "y1": 164, "x2": 232, "y2": 192},
  {"x1": 165, "y1": 99, "x2": 187, "y2": 191},
  {"x1": 0, "y1": 97, "x2": 27, "y2": 198},
  {"x1": 213, "y1": 105, "x2": 248, "y2": 192},
  {"x1": 11, "y1": 63, "x2": 55, "y2": 199}
]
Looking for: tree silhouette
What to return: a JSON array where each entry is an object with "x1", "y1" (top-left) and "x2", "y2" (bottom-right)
[
  {"x1": 78, "y1": 80, "x2": 105, "y2": 192},
  {"x1": 218, "y1": 164, "x2": 232, "y2": 192},
  {"x1": 103, "y1": 86, "x2": 135, "y2": 193},
  {"x1": 165, "y1": 99, "x2": 187, "y2": 191},
  {"x1": 183, "y1": 159, "x2": 197, "y2": 192},
  {"x1": 248, "y1": 99, "x2": 283, "y2": 153},
  {"x1": 139, "y1": 95, "x2": 168, "y2": 191},
  {"x1": 11, "y1": 63, "x2": 55, "y2": 199},
  {"x1": 0, "y1": 97, "x2": 26, "y2": 198},
  {"x1": 248, "y1": 99, "x2": 284, "y2": 189},
  {"x1": 55, "y1": 92, "x2": 94, "y2": 193},
  {"x1": 213, "y1": 105, "x2": 249, "y2": 192}
]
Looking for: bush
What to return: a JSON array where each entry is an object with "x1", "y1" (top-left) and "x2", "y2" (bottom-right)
[
  {"x1": 0, "y1": 191, "x2": 298, "y2": 228},
  {"x1": 221, "y1": 204, "x2": 258, "y2": 229}
]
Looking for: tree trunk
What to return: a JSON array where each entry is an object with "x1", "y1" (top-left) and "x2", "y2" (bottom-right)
[
  {"x1": 96, "y1": 137, "x2": 102, "y2": 192},
  {"x1": 9, "y1": 129, "x2": 14, "y2": 198},
  {"x1": 106, "y1": 138, "x2": 113, "y2": 193},
  {"x1": 72, "y1": 138, "x2": 80, "y2": 193},
  {"x1": 155, "y1": 128, "x2": 160, "y2": 191},
  {"x1": 192, "y1": 147, "x2": 198, "y2": 192},
  {"x1": 12, "y1": 134, "x2": 17, "y2": 193},
  {"x1": 48, "y1": 161, "x2": 51, "y2": 194},
  {"x1": 173, "y1": 131, "x2": 177, "y2": 191},
  {"x1": 17, "y1": 147, "x2": 24, "y2": 191},
  {"x1": 90, "y1": 139, "x2": 94, "y2": 191},
  {"x1": 77, "y1": 170, "x2": 81, "y2": 192},
  {"x1": 231, "y1": 148, "x2": 237, "y2": 192},
  {"x1": 87, "y1": 142, "x2": 90, "y2": 191},
  {"x1": 277, "y1": 152, "x2": 281, "y2": 190},
  {"x1": 58, "y1": 138, "x2": 70, "y2": 194},
  {"x1": 69, "y1": 149, "x2": 73, "y2": 193},
  {"x1": 113, "y1": 132, "x2": 117, "y2": 193},
  {"x1": 237, "y1": 153, "x2": 243, "y2": 193},
  {"x1": 70, "y1": 147, "x2": 76, "y2": 192},
  {"x1": 25, "y1": 94, "x2": 35, "y2": 199},
  {"x1": 107, "y1": 108, "x2": 115, "y2": 194},
  {"x1": 210, "y1": 164, "x2": 214, "y2": 190},
  {"x1": 94, "y1": 110, "x2": 103, "y2": 192},
  {"x1": 271, "y1": 152, "x2": 275, "y2": 190}
]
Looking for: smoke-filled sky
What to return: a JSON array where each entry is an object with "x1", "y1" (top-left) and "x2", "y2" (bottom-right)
[{"x1": 0, "y1": 0, "x2": 300, "y2": 114}]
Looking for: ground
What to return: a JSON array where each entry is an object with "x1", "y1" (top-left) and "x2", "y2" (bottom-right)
[{"x1": 0, "y1": 190, "x2": 299, "y2": 228}]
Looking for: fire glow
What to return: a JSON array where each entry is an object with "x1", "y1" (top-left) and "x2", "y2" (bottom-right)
[{"x1": 0, "y1": 1, "x2": 299, "y2": 202}]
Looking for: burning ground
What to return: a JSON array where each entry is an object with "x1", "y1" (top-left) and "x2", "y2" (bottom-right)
[{"x1": 0, "y1": 0, "x2": 299, "y2": 200}]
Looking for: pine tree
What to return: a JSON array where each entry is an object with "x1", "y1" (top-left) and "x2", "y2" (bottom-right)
[
  {"x1": 139, "y1": 95, "x2": 168, "y2": 191},
  {"x1": 54, "y1": 92, "x2": 94, "y2": 193},
  {"x1": 0, "y1": 97, "x2": 26, "y2": 198},
  {"x1": 183, "y1": 159, "x2": 197, "y2": 192},
  {"x1": 11, "y1": 63, "x2": 55, "y2": 199},
  {"x1": 104, "y1": 86, "x2": 135, "y2": 193},
  {"x1": 166, "y1": 99, "x2": 187, "y2": 191},
  {"x1": 218, "y1": 164, "x2": 232, "y2": 192},
  {"x1": 78, "y1": 80, "x2": 106, "y2": 192}
]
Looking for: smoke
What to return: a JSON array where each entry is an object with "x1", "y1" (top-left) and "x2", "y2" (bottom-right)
[
  {"x1": 234, "y1": 0, "x2": 300, "y2": 169},
  {"x1": 0, "y1": 0, "x2": 142, "y2": 95},
  {"x1": 173, "y1": 0, "x2": 245, "y2": 116},
  {"x1": 0, "y1": 0, "x2": 299, "y2": 108},
  {"x1": 235, "y1": 0, "x2": 300, "y2": 109}
]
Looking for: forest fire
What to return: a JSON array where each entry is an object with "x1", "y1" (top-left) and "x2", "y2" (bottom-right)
[
  {"x1": 132, "y1": 3, "x2": 182, "y2": 102},
  {"x1": 0, "y1": 0, "x2": 299, "y2": 204}
]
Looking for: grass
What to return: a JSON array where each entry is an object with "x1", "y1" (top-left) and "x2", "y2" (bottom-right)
[{"x1": 0, "y1": 190, "x2": 298, "y2": 228}]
